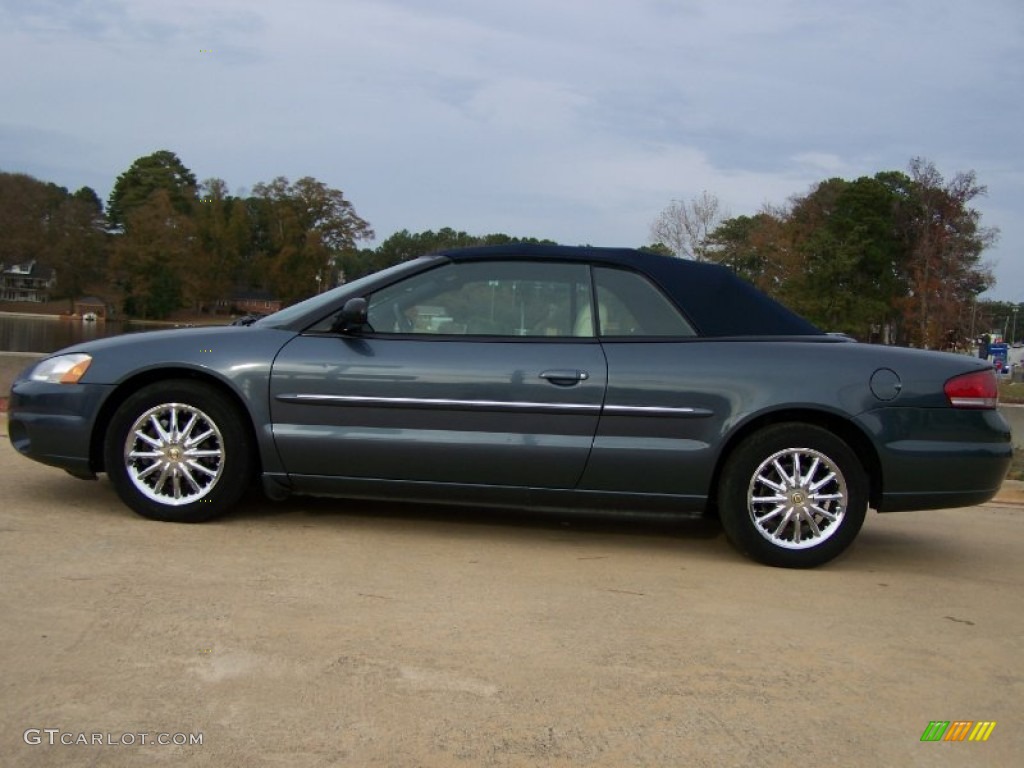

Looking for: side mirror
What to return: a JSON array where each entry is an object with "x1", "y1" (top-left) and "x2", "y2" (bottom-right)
[{"x1": 332, "y1": 297, "x2": 368, "y2": 334}]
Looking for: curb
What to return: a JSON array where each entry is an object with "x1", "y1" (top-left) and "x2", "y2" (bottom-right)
[{"x1": 992, "y1": 479, "x2": 1024, "y2": 506}]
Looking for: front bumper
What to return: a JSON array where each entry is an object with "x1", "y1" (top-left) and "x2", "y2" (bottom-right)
[{"x1": 7, "y1": 379, "x2": 115, "y2": 476}]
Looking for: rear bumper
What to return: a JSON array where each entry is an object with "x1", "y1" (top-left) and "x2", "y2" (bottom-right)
[
  {"x1": 7, "y1": 380, "x2": 114, "y2": 476},
  {"x1": 857, "y1": 407, "x2": 1012, "y2": 512}
]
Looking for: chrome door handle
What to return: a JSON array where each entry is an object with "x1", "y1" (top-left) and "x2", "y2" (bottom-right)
[{"x1": 539, "y1": 370, "x2": 589, "y2": 385}]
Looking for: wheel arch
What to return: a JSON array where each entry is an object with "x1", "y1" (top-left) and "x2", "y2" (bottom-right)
[
  {"x1": 89, "y1": 367, "x2": 262, "y2": 476},
  {"x1": 708, "y1": 408, "x2": 883, "y2": 512}
]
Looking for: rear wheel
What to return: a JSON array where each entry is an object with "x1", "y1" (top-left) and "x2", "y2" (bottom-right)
[
  {"x1": 718, "y1": 423, "x2": 867, "y2": 568},
  {"x1": 104, "y1": 381, "x2": 253, "y2": 522}
]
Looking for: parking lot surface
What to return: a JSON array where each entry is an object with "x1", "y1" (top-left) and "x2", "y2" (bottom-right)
[{"x1": 1, "y1": 432, "x2": 1021, "y2": 767}]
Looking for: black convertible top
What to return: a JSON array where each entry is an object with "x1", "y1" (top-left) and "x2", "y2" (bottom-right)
[{"x1": 440, "y1": 244, "x2": 821, "y2": 337}]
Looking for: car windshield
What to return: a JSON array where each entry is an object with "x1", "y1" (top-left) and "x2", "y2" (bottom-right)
[{"x1": 252, "y1": 257, "x2": 435, "y2": 328}]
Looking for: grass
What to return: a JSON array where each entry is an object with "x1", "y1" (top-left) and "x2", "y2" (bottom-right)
[
  {"x1": 1008, "y1": 452, "x2": 1024, "y2": 482},
  {"x1": 994, "y1": 381, "x2": 1024, "y2": 480},
  {"x1": 998, "y1": 380, "x2": 1024, "y2": 405}
]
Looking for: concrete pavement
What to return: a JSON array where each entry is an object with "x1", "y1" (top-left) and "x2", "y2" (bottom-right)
[{"x1": 0, "y1": 428, "x2": 1021, "y2": 767}]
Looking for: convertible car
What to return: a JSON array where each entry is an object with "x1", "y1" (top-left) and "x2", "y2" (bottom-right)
[{"x1": 8, "y1": 244, "x2": 1012, "y2": 567}]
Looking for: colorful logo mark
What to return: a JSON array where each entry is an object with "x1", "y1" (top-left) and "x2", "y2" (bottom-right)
[{"x1": 920, "y1": 721, "x2": 996, "y2": 742}]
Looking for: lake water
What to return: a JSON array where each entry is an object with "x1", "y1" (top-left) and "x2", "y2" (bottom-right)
[{"x1": 0, "y1": 314, "x2": 197, "y2": 354}]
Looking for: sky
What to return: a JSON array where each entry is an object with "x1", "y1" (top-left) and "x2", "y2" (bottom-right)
[{"x1": 2, "y1": 0, "x2": 1022, "y2": 299}]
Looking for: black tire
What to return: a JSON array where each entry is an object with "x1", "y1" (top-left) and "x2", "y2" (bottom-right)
[
  {"x1": 104, "y1": 380, "x2": 254, "y2": 523},
  {"x1": 718, "y1": 423, "x2": 867, "y2": 568}
]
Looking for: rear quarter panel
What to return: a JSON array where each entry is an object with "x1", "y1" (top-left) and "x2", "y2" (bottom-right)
[{"x1": 579, "y1": 339, "x2": 1009, "y2": 510}]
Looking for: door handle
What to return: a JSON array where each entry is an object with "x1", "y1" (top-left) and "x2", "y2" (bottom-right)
[{"x1": 539, "y1": 369, "x2": 589, "y2": 385}]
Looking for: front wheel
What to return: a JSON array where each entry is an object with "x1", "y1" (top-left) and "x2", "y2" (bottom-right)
[
  {"x1": 718, "y1": 424, "x2": 867, "y2": 568},
  {"x1": 104, "y1": 380, "x2": 254, "y2": 523}
]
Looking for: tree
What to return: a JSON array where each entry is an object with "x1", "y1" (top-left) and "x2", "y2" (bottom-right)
[
  {"x1": 0, "y1": 172, "x2": 108, "y2": 307},
  {"x1": 897, "y1": 158, "x2": 997, "y2": 348},
  {"x1": 975, "y1": 300, "x2": 1012, "y2": 343},
  {"x1": 47, "y1": 186, "x2": 108, "y2": 307},
  {"x1": 777, "y1": 176, "x2": 910, "y2": 336},
  {"x1": 249, "y1": 176, "x2": 374, "y2": 302},
  {"x1": 705, "y1": 211, "x2": 788, "y2": 291},
  {"x1": 365, "y1": 228, "x2": 558, "y2": 279},
  {"x1": 108, "y1": 189, "x2": 193, "y2": 318},
  {"x1": 699, "y1": 161, "x2": 997, "y2": 344},
  {"x1": 650, "y1": 190, "x2": 726, "y2": 260},
  {"x1": 372, "y1": 227, "x2": 484, "y2": 270},
  {"x1": 0, "y1": 172, "x2": 64, "y2": 264},
  {"x1": 6, "y1": 160, "x2": 386, "y2": 316},
  {"x1": 637, "y1": 243, "x2": 674, "y2": 258},
  {"x1": 72, "y1": 185, "x2": 103, "y2": 211},
  {"x1": 107, "y1": 150, "x2": 198, "y2": 230},
  {"x1": 190, "y1": 178, "x2": 247, "y2": 312}
]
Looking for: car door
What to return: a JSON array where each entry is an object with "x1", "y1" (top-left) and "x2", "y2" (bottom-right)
[
  {"x1": 269, "y1": 259, "x2": 608, "y2": 490},
  {"x1": 577, "y1": 266, "x2": 729, "y2": 507}
]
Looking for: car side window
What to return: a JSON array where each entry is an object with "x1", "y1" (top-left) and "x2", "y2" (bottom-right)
[
  {"x1": 366, "y1": 261, "x2": 594, "y2": 337},
  {"x1": 593, "y1": 267, "x2": 696, "y2": 337}
]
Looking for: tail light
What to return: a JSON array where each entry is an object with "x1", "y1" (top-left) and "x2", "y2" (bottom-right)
[{"x1": 944, "y1": 369, "x2": 998, "y2": 409}]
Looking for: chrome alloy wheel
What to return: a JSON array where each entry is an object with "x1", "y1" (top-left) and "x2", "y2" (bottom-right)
[
  {"x1": 747, "y1": 447, "x2": 848, "y2": 550},
  {"x1": 122, "y1": 402, "x2": 225, "y2": 506}
]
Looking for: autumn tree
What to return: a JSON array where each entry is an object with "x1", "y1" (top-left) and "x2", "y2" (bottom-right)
[
  {"x1": 109, "y1": 189, "x2": 194, "y2": 318},
  {"x1": 773, "y1": 175, "x2": 911, "y2": 336},
  {"x1": 897, "y1": 158, "x2": 996, "y2": 348},
  {"x1": 0, "y1": 172, "x2": 66, "y2": 263},
  {"x1": 705, "y1": 211, "x2": 790, "y2": 292},
  {"x1": 47, "y1": 186, "x2": 109, "y2": 307},
  {"x1": 693, "y1": 160, "x2": 996, "y2": 344},
  {"x1": 0, "y1": 172, "x2": 108, "y2": 307},
  {"x1": 189, "y1": 178, "x2": 250, "y2": 312},
  {"x1": 6, "y1": 156, "x2": 385, "y2": 316},
  {"x1": 249, "y1": 176, "x2": 373, "y2": 302}
]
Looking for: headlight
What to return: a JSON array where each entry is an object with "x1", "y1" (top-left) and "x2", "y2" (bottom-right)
[{"x1": 30, "y1": 353, "x2": 93, "y2": 384}]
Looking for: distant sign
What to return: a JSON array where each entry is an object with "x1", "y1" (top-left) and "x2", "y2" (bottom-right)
[{"x1": 990, "y1": 342, "x2": 1009, "y2": 372}]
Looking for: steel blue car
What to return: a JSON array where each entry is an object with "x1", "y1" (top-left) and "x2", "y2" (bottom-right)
[{"x1": 8, "y1": 245, "x2": 1012, "y2": 567}]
